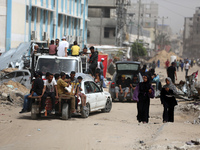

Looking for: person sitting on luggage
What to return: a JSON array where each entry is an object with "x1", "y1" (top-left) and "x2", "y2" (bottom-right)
[
  {"x1": 77, "y1": 76, "x2": 88, "y2": 110},
  {"x1": 19, "y1": 71, "x2": 44, "y2": 113},
  {"x1": 115, "y1": 75, "x2": 129, "y2": 101},
  {"x1": 57, "y1": 72, "x2": 77, "y2": 115},
  {"x1": 41, "y1": 73, "x2": 58, "y2": 114}
]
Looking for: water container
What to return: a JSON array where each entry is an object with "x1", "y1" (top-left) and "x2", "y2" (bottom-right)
[{"x1": 170, "y1": 56, "x2": 177, "y2": 63}]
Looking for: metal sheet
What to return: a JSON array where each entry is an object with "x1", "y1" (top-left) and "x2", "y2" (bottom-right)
[{"x1": 0, "y1": 42, "x2": 31, "y2": 70}]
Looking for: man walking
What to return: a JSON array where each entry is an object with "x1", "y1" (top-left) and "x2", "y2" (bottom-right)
[
  {"x1": 57, "y1": 37, "x2": 69, "y2": 57},
  {"x1": 184, "y1": 61, "x2": 190, "y2": 77},
  {"x1": 167, "y1": 62, "x2": 177, "y2": 84}
]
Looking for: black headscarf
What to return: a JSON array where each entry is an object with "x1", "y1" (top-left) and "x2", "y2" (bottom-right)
[{"x1": 139, "y1": 75, "x2": 151, "y2": 93}]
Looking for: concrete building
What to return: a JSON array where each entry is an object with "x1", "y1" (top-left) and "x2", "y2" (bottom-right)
[
  {"x1": 183, "y1": 7, "x2": 200, "y2": 58},
  {"x1": 127, "y1": 1, "x2": 158, "y2": 28},
  {"x1": 87, "y1": 0, "x2": 117, "y2": 45},
  {"x1": 127, "y1": 1, "x2": 158, "y2": 51},
  {"x1": 0, "y1": 0, "x2": 88, "y2": 53}
]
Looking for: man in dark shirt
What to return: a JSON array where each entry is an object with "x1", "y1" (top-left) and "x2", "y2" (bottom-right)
[
  {"x1": 167, "y1": 62, "x2": 177, "y2": 84},
  {"x1": 89, "y1": 46, "x2": 98, "y2": 76},
  {"x1": 115, "y1": 75, "x2": 129, "y2": 101},
  {"x1": 19, "y1": 71, "x2": 44, "y2": 113}
]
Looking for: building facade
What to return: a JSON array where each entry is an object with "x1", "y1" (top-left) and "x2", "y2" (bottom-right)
[
  {"x1": 183, "y1": 7, "x2": 200, "y2": 58},
  {"x1": 87, "y1": 0, "x2": 116, "y2": 45},
  {"x1": 0, "y1": 0, "x2": 88, "y2": 53}
]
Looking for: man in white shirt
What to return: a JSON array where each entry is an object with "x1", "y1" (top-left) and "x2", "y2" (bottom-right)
[
  {"x1": 184, "y1": 61, "x2": 190, "y2": 77},
  {"x1": 57, "y1": 36, "x2": 69, "y2": 57},
  {"x1": 41, "y1": 73, "x2": 58, "y2": 114}
]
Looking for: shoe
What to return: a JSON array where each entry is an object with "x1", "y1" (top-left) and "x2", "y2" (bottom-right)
[
  {"x1": 19, "y1": 109, "x2": 27, "y2": 113},
  {"x1": 123, "y1": 98, "x2": 127, "y2": 102},
  {"x1": 71, "y1": 112, "x2": 79, "y2": 116},
  {"x1": 115, "y1": 98, "x2": 119, "y2": 101},
  {"x1": 83, "y1": 106, "x2": 89, "y2": 111},
  {"x1": 40, "y1": 109, "x2": 46, "y2": 114},
  {"x1": 51, "y1": 109, "x2": 55, "y2": 115}
]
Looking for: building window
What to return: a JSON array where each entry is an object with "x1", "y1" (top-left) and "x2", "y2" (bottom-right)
[
  {"x1": 43, "y1": 10, "x2": 46, "y2": 24},
  {"x1": 31, "y1": 7, "x2": 35, "y2": 22},
  {"x1": 104, "y1": 27, "x2": 110, "y2": 38},
  {"x1": 87, "y1": 30, "x2": 90, "y2": 38},
  {"x1": 103, "y1": 8, "x2": 110, "y2": 18}
]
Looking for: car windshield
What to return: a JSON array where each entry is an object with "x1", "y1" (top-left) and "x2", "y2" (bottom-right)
[
  {"x1": 117, "y1": 63, "x2": 139, "y2": 71},
  {"x1": 36, "y1": 58, "x2": 78, "y2": 74}
]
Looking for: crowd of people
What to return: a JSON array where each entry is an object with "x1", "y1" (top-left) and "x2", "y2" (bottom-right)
[{"x1": 19, "y1": 71, "x2": 88, "y2": 115}]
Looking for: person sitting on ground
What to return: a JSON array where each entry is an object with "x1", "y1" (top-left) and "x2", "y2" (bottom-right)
[
  {"x1": 77, "y1": 76, "x2": 88, "y2": 110},
  {"x1": 160, "y1": 77, "x2": 178, "y2": 123},
  {"x1": 19, "y1": 71, "x2": 44, "y2": 113},
  {"x1": 41, "y1": 73, "x2": 59, "y2": 114},
  {"x1": 115, "y1": 75, "x2": 129, "y2": 101},
  {"x1": 49, "y1": 40, "x2": 57, "y2": 55},
  {"x1": 57, "y1": 72, "x2": 77, "y2": 115},
  {"x1": 71, "y1": 41, "x2": 80, "y2": 56}
]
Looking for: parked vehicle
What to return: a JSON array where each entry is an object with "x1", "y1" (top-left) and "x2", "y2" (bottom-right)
[
  {"x1": 109, "y1": 61, "x2": 142, "y2": 101},
  {"x1": 31, "y1": 73, "x2": 112, "y2": 120},
  {"x1": 0, "y1": 70, "x2": 31, "y2": 89}
]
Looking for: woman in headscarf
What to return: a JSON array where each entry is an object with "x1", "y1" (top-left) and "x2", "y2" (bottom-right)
[
  {"x1": 133, "y1": 75, "x2": 155, "y2": 123},
  {"x1": 160, "y1": 77, "x2": 178, "y2": 123}
]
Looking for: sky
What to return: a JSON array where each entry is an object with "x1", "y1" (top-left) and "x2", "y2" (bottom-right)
[{"x1": 131, "y1": 0, "x2": 200, "y2": 33}]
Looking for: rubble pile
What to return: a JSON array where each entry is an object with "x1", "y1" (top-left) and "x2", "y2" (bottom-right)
[
  {"x1": 0, "y1": 81, "x2": 29, "y2": 107},
  {"x1": 176, "y1": 103, "x2": 200, "y2": 124},
  {"x1": 1, "y1": 68, "x2": 18, "y2": 73},
  {"x1": 148, "y1": 50, "x2": 182, "y2": 67}
]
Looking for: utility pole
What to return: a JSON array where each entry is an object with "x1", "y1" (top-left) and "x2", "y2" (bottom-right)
[
  {"x1": 137, "y1": 0, "x2": 141, "y2": 41},
  {"x1": 161, "y1": 16, "x2": 168, "y2": 50},
  {"x1": 115, "y1": 0, "x2": 130, "y2": 47},
  {"x1": 154, "y1": 18, "x2": 158, "y2": 51},
  {"x1": 99, "y1": 8, "x2": 103, "y2": 45}
]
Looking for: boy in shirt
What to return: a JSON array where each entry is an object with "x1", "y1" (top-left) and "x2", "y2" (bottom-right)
[{"x1": 77, "y1": 76, "x2": 87, "y2": 110}]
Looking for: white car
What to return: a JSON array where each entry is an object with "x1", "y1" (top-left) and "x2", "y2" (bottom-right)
[{"x1": 75, "y1": 73, "x2": 112, "y2": 118}]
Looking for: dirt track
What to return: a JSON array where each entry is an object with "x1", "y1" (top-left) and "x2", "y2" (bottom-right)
[{"x1": 0, "y1": 66, "x2": 200, "y2": 150}]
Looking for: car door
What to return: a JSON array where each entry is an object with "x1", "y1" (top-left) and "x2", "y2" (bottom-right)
[
  {"x1": 15, "y1": 71, "x2": 24, "y2": 83},
  {"x1": 89, "y1": 81, "x2": 105, "y2": 108},
  {"x1": 84, "y1": 81, "x2": 97, "y2": 110}
]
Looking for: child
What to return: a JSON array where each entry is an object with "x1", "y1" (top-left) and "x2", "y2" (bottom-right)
[{"x1": 77, "y1": 76, "x2": 88, "y2": 110}]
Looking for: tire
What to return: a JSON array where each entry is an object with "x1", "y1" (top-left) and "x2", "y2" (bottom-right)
[
  {"x1": 31, "y1": 103, "x2": 40, "y2": 120},
  {"x1": 101, "y1": 98, "x2": 112, "y2": 113},
  {"x1": 81, "y1": 103, "x2": 90, "y2": 118},
  {"x1": 62, "y1": 103, "x2": 70, "y2": 120}
]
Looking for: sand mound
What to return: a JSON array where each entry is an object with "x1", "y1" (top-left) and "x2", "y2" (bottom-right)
[
  {"x1": 3, "y1": 80, "x2": 29, "y2": 94},
  {"x1": 148, "y1": 50, "x2": 182, "y2": 67}
]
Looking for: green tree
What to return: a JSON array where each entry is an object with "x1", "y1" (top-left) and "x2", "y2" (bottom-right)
[
  {"x1": 154, "y1": 33, "x2": 171, "y2": 50},
  {"x1": 131, "y1": 42, "x2": 147, "y2": 56}
]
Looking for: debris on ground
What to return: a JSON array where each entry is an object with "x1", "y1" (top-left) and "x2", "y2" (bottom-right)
[{"x1": 0, "y1": 80, "x2": 29, "y2": 107}]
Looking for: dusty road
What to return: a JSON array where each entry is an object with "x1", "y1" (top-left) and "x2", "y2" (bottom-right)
[{"x1": 0, "y1": 66, "x2": 200, "y2": 150}]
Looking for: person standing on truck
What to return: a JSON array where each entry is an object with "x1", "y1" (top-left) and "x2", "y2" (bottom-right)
[
  {"x1": 49, "y1": 40, "x2": 57, "y2": 55},
  {"x1": 57, "y1": 37, "x2": 69, "y2": 57},
  {"x1": 40, "y1": 73, "x2": 59, "y2": 114},
  {"x1": 57, "y1": 72, "x2": 77, "y2": 115},
  {"x1": 19, "y1": 71, "x2": 44, "y2": 113},
  {"x1": 70, "y1": 71, "x2": 78, "y2": 83},
  {"x1": 89, "y1": 46, "x2": 98, "y2": 76},
  {"x1": 71, "y1": 41, "x2": 80, "y2": 56}
]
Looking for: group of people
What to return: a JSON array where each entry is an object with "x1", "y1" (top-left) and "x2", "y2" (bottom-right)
[
  {"x1": 166, "y1": 59, "x2": 192, "y2": 78},
  {"x1": 19, "y1": 71, "x2": 87, "y2": 115},
  {"x1": 132, "y1": 71, "x2": 178, "y2": 124}
]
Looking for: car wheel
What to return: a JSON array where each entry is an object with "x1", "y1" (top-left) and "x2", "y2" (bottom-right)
[
  {"x1": 81, "y1": 103, "x2": 90, "y2": 118},
  {"x1": 31, "y1": 103, "x2": 40, "y2": 120},
  {"x1": 62, "y1": 103, "x2": 70, "y2": 120},
  {"x1": 101, "y1": 98, "x2": 112, "y2": 113}
]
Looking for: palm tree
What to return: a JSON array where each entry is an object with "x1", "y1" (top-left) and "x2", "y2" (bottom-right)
[{"x1": 154, "y1": 33, "x2": 171, "y2": 50}]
